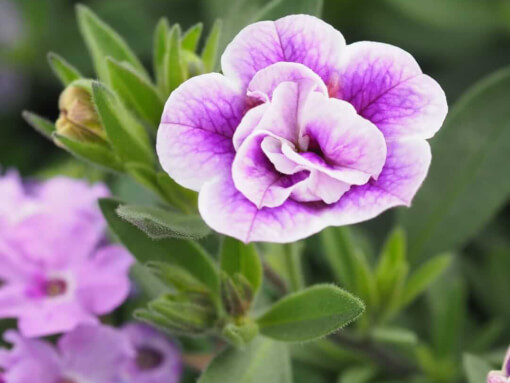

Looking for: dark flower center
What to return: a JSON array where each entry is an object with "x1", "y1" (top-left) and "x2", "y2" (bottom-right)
[
  {"x1": 44, "y1": 278, "x2": 67, "y2": 297},
  {"x1": 135, "y1": 347, "x2": 164, "y2": 370}
]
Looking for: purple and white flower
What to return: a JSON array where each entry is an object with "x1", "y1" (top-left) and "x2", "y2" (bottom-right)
[
  {"x1": 0, "y1": 173, "x2": 133, "y2": 337},
  {"x1": 119, "y1": 323, "x2": 182, "y2": 383},
  {"x1": 0, "y1": 325, "x2": 133, "y2": 383},
  {"x1": 488, "y1": 348, "x2": 510, "y2": 383},
  {"x1": 157, "y1": 15, "x2": 448, "y2": 243}
]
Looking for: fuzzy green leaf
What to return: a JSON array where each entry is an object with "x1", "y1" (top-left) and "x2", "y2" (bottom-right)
[
  {"x1": 22, "y1": 111, "x2": 55, "y2": 140},
  {"x1": 47, "y1": 52, "x2": 82, "y2": 86},
  {"x1": 220, "y1": 237, "x2": 263, "y2": 294},
  {"x1": 257, "y1": 284, "x2": 365, "y2": 342},
  {"x1": 463, "y1": 354, "x2": 493, "y2": 383},
  {"x1": 53, "y1": 133, "x2": 123, "y2": 172},
  {"x1": 106, "y1": 58, "x2": 164, "y2": 128},
  {"x1": 92, "y1": 81, "x2": 154, "y2": 166},
  {"x1": 76, "y1": 4, "x2": 148, "y2": 83},
  {"x1": 116, "y1": 204, "x2": 210, "y2": 240},
  {"x1": 201, "y1": 19, "x2": 222, "y2": 72},
  {"x1": 181, "y1": 23, "x2": 203, "y2": 52},
  {"x1": 400, "y1": 67, "x2": 510, "y2": 260},
  {"x1": 401, "y1": 253, "x2": 452, "y2": 307},
  {"x1": 199, "y1": 337, "x2": 292, "y2": 383},
  {"x1": 99, "y1": 198, "x2": 219, "y2": 295}
]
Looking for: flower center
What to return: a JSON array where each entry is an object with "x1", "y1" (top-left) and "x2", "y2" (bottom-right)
[
  {"x1": 44, "y1": 278, "x2": 67, "y2": 297},
  {"x1": 135, "y1": 347, "x2": 164, "y2": 370}
]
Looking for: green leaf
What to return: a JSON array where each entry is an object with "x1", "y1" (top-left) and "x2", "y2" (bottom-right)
[
  {"x1": 76, "y1": 4, "x2": 148, "y2": 83},
  {"x1": 201, "y1": 19, "x2": 222, "y2": 72},
  {"x1": 99, "y1": 198, "x2": 219, "y2": 295},
  {"x1": 53, "y1": 133, "x2": 124, "y2": 172},
  {"x1": 22, "y1": 111, "x2": 55, "y2": 140},
  {"x1": 337, "y1": 366, "x2": 375, "y2": 383},
  {"x1": 400, "y1": 67, "x2": 510, "y2": 260},
  {"x1": 463, "y1": 354, "x2": 493, "y2": 383},
  {"x1": 198, "y1": 337, "x2": 292, "y2": 383},
  {"x1": 220, "y1": 237, "x2": 263, "y2": 294},
  {"x1": 182, "y1": 23, "x2": 203, "y2": 52},
  {"x1": 257, "y1": 284, "x2": 365, "y2": 342},
  {"x1": 401, "y1": 253, "x2": 452, "y2": 307},
  {"x1": 47, "y1": 52, "x2": 82, "y2": 86},
  {"x1": 116, "y1": 204, "x2": 211, "y2": 240},
  {"x1": 352, "y1": 250, "x2": 378, "y2": 313},
  {"x1": 92, "y1": 81, "x2": 154, "y2": 166},
  {"x1": 165, "y1": 24, "x2": 185, "y2": 94},
  {"x1": 156, "y1": 171, "x2": 198, "y2": 213},
  {"x1": 375, "y1": 228, "x2": 408, "y2": 314},
  {"x1": 106, "y1": 58, "x2": 164, "y2": 128},
  {"x1": 255, "y1": 0, "x2": 323, "y2": 21},
  {"x1": 320, "y1": 227, "x2": 359, "y2": 291},
  {"x1": 153, "y1": 17, "x2": 170, "y2": 91},
  {"x1": 371, "y1": 326, "x2": 418, "y2": 346}
]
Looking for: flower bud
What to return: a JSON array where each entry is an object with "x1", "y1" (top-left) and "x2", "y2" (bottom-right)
[
  {"x1": 221, "y1": 273, "x2": 254, "y2": 318},
  {"x1": 55, "y1": 83, "x2": 106, "y2": 143},
  {"x1": 222, "y1": 319, "x2": 259, "y2": 348}
]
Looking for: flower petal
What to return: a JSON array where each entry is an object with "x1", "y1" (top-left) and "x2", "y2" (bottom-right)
[
  {"x1": 232, "y1": 133, "x2": 309, "y2": 208},
  {"x1": 222, "y1": 15, "x2": 345, "y2": 90},
  {"x1": 199, "y1": 176, "x2": 332, "y2": 243},
  {"x1": 58, "y1": 325, "x2": 134, "y2": 382},
  {"x1": 75, "y1": 245, "x2": 133, "y2": 315},
  {"x1": 488, "y1": 371, "x2": 508, "y2": 383},
  {"x1": 337, "y1": 42, "x2": 447, "y2": 140},
  {"x1": 247, "y1": 62, "x2": 327, "y2": 102},
  {"x1": 157, "y1": 73, "x2": 246, "y2": 191}
]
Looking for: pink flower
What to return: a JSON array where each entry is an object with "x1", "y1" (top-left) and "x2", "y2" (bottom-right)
[
  {"x1": 0, "y1": 325, "x2": 133, "y2": 383},
  {"x1": 0, "y1": 173, "x2": 133, "y2": 337},
  {"x1": 156, "y1": 15, "x2": 447, "y2": 243},
  {"x1": 120, "y1": 323, "x2": 182, "y2": 383},
  {"x1": 488, "y1": 348, "x2": 510, "y2": 383}
]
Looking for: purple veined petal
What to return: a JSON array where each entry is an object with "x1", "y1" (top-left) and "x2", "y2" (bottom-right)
[
  {"x1": 232, "y1": 132, "x2": 309, "y2": 208},
  {"x1": 233, "y1": 80, "x2": 316, "y2": 149},
  {"x1": 157, "y1": 73, "x2": 247, "y2": 191},
  {"x1": 488, "y1": 371, "x2": 508, "y2": 383},
  {"x1": 75, "y1": 244, "x2": 133, "y2": 315},
  {"x1": 199, "y1": 175, "x2": 334, "y2": 243},
  {"x1": 17, "y1": 300, "x2": 99, "y2": 338},
  {"x1": 222, "y1": 15, "x2": 345, "y2": 91},
  {"x1": 282, "y1": 94, "x2": 387, "y2": 184},
  {"x1": 247, "y1": 62, "x2": 328, "y2": 102},
  {"x1": 261, "y1": 135, "x2": 303, "y2": 175},
  {"x1": 330, "y1": 138, "x2": 431, "y2": 222},
  {"x1": 337, "y1": 41, "x2": 447, "y2": 140},
  {"x1": 291, "y1": 170, "x2": 351, "y2": 204},
  {"x1": 58, "y1": 325, "x2": 134, "y2": 383},
  {"x1": 199, "y1": 139, "x2": 431, "y2": 243}
]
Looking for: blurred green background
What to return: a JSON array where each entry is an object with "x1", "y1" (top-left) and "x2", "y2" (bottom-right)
[{"x1": 3, "y1": 0, "x2": 510, "y2": 174}]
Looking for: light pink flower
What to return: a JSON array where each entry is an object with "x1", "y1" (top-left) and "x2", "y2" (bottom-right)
[
  {"x1": 488, "y1": 348, "x2": 510, "y2": 383},
  {"x1": 0, "y1": 326, "x2": 133, "y2": 383},
  {"x1": 157, "y1": 15, "x2": 447, "y2": 243},
  {"x1": 0, "y1": 173, "x2": 133, "y2": 337}
]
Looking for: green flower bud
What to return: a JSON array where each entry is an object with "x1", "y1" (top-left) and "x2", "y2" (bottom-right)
[
  {"x1": 55, "y1": 83, "x2": 106, "y2": 144},
  {"x1": 221, "y1": 273, "x2": 254, "y2": 318},
  {"x1": 222, "y1": 319, "x2": 259, "y2": 348}
]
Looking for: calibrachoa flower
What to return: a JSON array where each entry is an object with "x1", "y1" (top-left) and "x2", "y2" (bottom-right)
[
  {"x1": 488, "y1": 348, "x2": 510, "y2": 383},
  {"x1": 0, "y1": 325, "x2": 133, "y2": 383},
  {"x1": 0, "y1": 173, "x2": 133, "y2": 337},
  {"x1": 157, "y1": 15, "x2": 448, "y2": 243},
  {"x1": 119, "y1": 323, "x2": 182, "y2": 383}
]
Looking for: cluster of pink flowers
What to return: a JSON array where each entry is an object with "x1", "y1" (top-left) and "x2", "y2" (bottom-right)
[{"x1": 0, "y1": 171, "x2": 182, "y2": 383}]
